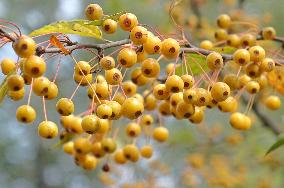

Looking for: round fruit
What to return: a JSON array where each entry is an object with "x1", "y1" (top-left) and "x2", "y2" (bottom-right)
[
  {"x1": 265, "y1": 95, "x2": 281, "y2": 110},
  {"x1": 23, "y1": 55, "x2": 46, "y2": 78},
  {"x1": 161, "y1": 38, "x2": 180, "y2": 59},
  {"x1": 85, "y1": 3, "x2": 103, "y2": 20},
  {"x1": 119, "y1": 13, "x2": 138, "y2": 31},
  {"x1": 16, "y1": 105, "x2": 36, "y2": 123},
  {"x1": 12, "y1": 35, "x2": 36, "y2": 58},
  {"x1": 56, "y1": 98, "x2": 74, "y2": 116},
  {"x1": 38, "y1": 121, "x2": 58, "y2": 139},
  {"x1": 153, "y1": 126, "x2": 169, "y2": 142}
]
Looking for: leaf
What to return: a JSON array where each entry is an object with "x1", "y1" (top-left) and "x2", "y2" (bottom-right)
[
  {"x1": 265, "y1": 137, "x2": 284, "y2": 155},
  {"x1": 0, "y1": 70, "x2": 16, "y2": 104},
  {"x1": 29, "y1": 11, "x2": 125, "y2": 39},
  {"x1": 175, "y1": 53, "x2": 208, "y2": 76},
  {"x1": 50, "y1": 35, "x2": 70, "y2": 55},
  {"x1": 29, "y1": 19, "x2": 102, "y2": 39},
  {"x1": 212, "y1": 46, "x2": 237, "y2": 54}
]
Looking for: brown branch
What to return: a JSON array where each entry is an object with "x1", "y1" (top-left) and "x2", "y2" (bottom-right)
[{"x1": 0, "y1": 28, "x2": 16, "y2": 42}]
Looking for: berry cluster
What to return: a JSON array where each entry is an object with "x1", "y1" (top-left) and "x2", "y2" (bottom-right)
[{"x1": 0, "y1": 3, "x2": 283, "y2": 172}]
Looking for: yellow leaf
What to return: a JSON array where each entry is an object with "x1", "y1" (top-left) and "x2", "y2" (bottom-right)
[
  {"x1": 0, "y1": 71, "x2": 16, "y2": 104},
  {"x1": 29, "y1": 19, "x2": 102, "y2": 39}
]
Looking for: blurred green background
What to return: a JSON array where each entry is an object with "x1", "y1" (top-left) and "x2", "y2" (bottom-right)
[{"x1": 0, "y1": 0, "x2": 284, "y2": 188}]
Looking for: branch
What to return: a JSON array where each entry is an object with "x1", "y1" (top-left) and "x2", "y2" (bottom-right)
[{"x1": 36, "y1": 39, "x2": 131, "y2": 56}]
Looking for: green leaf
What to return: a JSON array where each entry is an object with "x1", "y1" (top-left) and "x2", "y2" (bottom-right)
[
  {"x1": 265, "y1": 137, "x2": 284, "y2": 155},
  {"x1": 29, "y1": 19, "x2": 102, "y2": 39},
  {"x1": 212, "y1": 46, "x2": 237, "y2": 54},
  {"x1": 175, "y1": 53, "x2": 208, "y2": 76},
  {"x1": 0, "y1": 71, "x2": 16, "y2": 104},
  {"x1": 29, "y1": 11, "x2": 125, "y2": 39}
]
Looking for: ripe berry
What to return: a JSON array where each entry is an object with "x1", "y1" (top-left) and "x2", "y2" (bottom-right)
[
  {"x1": 230, "y1": 112, "x2": 251, "y2": 130},
  {"x1": 260, "y1": 58, "x2": 275, "y2": 72},
  {"x1": 101, "y1": 138, "x2": 117, "y2": 153},
  {"x1": 214, "y1": 29, "x2": 228, "y2": 41},
  {"x1": 195, "y1": 88, "x2": 211, "y2": 106},
  {"x1": 121, "y1": 97, "x2": 144, "y2": 119},
  {"x1": 91, "y1": 142, "x2": 105, "y2": 158},
  {"x1": 122, "y1": 80, "x2": 137, "y2": 97},
  {"x1": 249, "y1": 46, "x2": 265, "y2": 62},
  {"x1": 165, "y1": 63, "x2": 175, "y2": 76},
  {"x1": 144, "y1": 93, "x2": 157, "y2": 111},
  {"x1": 74, "y1": 61, "x2": 91, "y2": 75},
  {"x1": 1, "y1": 58, "x2": 16, "y2": 75},
  {"x1": 99, "y1": 56, "x2": 115, "y2": 70},
  {"x1": 181, "y1": 74, "x2": 194, "y2": 89},
  {"x1": 216, "y1": 14, "x2": 231, "y2": 29},
  {"x1": 106, "y1": 101, "x2": 122, "y2": 120},
  {"x1": 81, "y1": 115, "x2": 99, "y2": 134},
  {"x1": 123, "y1": 144, "x2": 140, "y2": 162},
  {"x1": 114, "y1": 150, "x2": 127, "y2": 164},
  {"x1": 223, "y1": 74, "x2": 240, "y2": 90},
  {"x1": 246, "y1": 81, "x2": 260, "y2": 94},
  {"x1": 210, "y1": 82, "x2": 230, "y2": 102},
  {"x1": 97, "y1": 118, "x2": 110, "y2": 134},
  {"x1": 227, "y1": 34, "x2": 240, "y2": 47},
  {"x1": 105, "y1": 68, "x2": 122, "y2": 85},
  {"x1": 265, "y1": 95, "x2": 281, "y2": 110},
  {"x1": 140, "y1": 114, "x2": 154, "y2": 126},
  {"x1": 56, "y1": 98, "x2": 74, "y2": 116},
  {"x1": 206, "y1": 52, "x2": 223, "y2": 70},
  {"x1": 161, "y1": 38, "x2": 180, "y2": 59},
  {"x1": 158, "y1": 101, "x2": 171, "y2": 116},
  {"x1": 23, "y1": 55, "x2": 46, "y2": 78},
  {"x1": 183, "y1": 89, "x2": 198, "y2": 104},
  {"x1": 96, "y1": 103, "x2": 112, "y2": 119},
  {"x1": 140, "y1": 145, "x2": 153, "y2": 158},
  {"x1": 200, "y1": 40, "x2": 213, "y2": 50},
  {"x1": 130, "y1": 26, "x2": 148, "y2": 45},
  {"x1": 153, "y1": 127, "x2": 169, "y2": 142},
  {"x1": 8, "y1": 88, "x2": 25, "y2": 101},
  {"x1": 63, "y1": 141, "x2": 74, "y2": 155},
  {"x1": 131, "y1": 67, "x2": 149, "y2": 86},
  {"x1": 7, "y1": 74, "x2": 24, "y2": 91},
  {"x1": 12, "y1": 35, "x2": 36, "y2": 58},
  {"x1": 218, "y1": 96, "x2": 238, "y2": 112},
  {"x1": 153, "y1": 84, "x2": 170, "y2": 100},
  {"x1": 144, "y1": 36, "x2": 161, "y2": 54},
  {"x1": 189, "y1": 107, "x2": 204, "y2": 124},
  {"x1": 240, "y1": 34, "x2": 256, "y2": 47},
  {"x1": 136, "y1": 47, "x2": 148, "y2": 62},
  {"x1": 85, "y1": 4, "x2": 103, "y2": 20},
  {"x1": 125, "y1": 122, "x2": 141, "y2": 137},
  {"x1": 74, "y1": 137, "x2": 92, "y2": 154},
  {"x1": 16, "y1": 105, "x2": 36, "y2": 123},
  {"x1": 176, "y1": 101, "x2": 195, "y2": 118},
  {"x1": 245, "y1": 63, "x2": 261, "y2": 78},
  {"x1": 32, "y1": 77, "x2": 50, "y2": 96},
  {"x1": 165, "y1": 75, "x2": 184, "y2": 93},
  {"x1": 68, "y1": 116, "x2": 84, "y2": 134},
  {"x1": 44, "y1": 82, "x2": 58, "y2": 100},
  {"x1": 141, "y1": 58, "x2": 160, "y2": 78},
  {"x1": 102, "y1": 19, "x2": 117, "y2": 34},
  {"x1": 262, "y1": 27, "x2": 276, "y2": 40},
  {"x1": 38, "y1": 121, "x2": 58, "y2": 139},
  {"x1": 73, "y1": 73, "x2": 92, "y2": 86},
  {"x1": 233, "y1": 49, "x2": 250, "y2": 65},
  {"x1": 119, "y1": 13, "x2": 138, "y2": 31},
  {"x1": 82, "y1": 154, "x2": 97, "y2": 170},
  {"x1": 117, "y1": 48, "x2": 137, "y2": 68}
]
